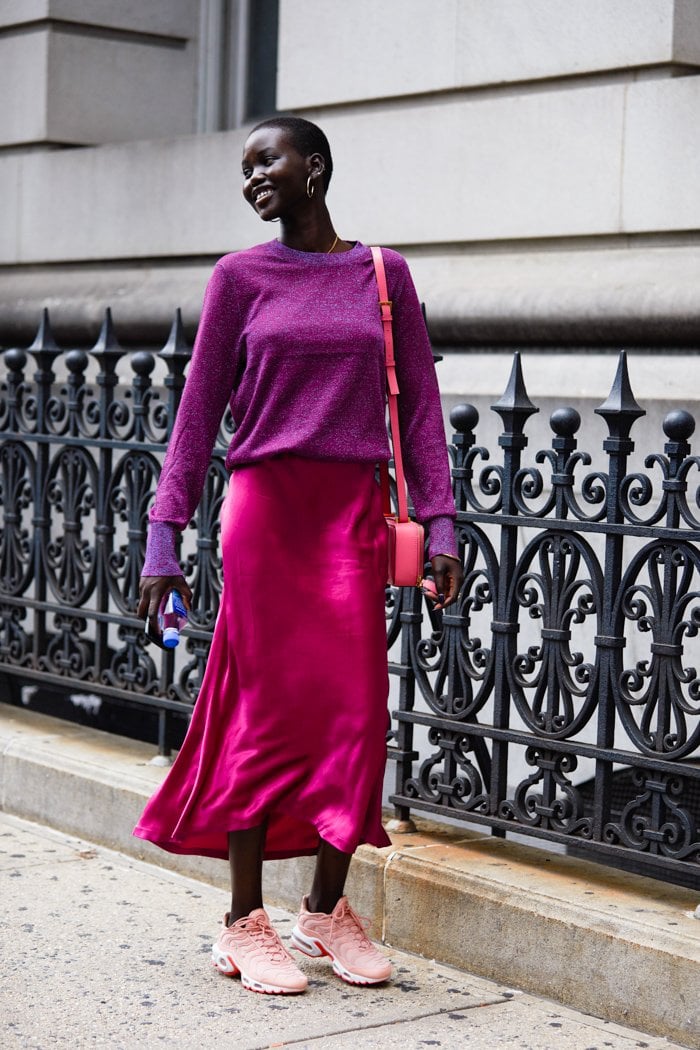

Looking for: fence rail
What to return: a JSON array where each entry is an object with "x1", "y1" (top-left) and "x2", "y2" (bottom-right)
[{"x1": 1, "y1": 310, "x2": 699, "y2": 886}]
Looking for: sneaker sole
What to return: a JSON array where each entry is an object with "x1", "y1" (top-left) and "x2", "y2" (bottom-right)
[
  {"x1": 289, "y1": 926, "x2": 391, "y2": 986},
  {"x1": 211, "y1": 947, "x2": 306, "y2": 995}
]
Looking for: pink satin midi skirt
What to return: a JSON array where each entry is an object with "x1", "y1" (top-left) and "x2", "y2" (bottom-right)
[{"x1": 133, "y1": 455, "x2": 392, "y2": 860}]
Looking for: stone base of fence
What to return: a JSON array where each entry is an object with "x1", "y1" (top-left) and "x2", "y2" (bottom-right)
[{"x1": 1, "y1": 702, "x2": 698, "y2": 1048}]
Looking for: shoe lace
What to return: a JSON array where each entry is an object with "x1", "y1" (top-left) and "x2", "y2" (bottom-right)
[
  {"x1": 238, "y1": 913, "x2": 290, "y2": 962},
  {"x1": 331, "y1": 899, "x2": 373, "y2": 951}
]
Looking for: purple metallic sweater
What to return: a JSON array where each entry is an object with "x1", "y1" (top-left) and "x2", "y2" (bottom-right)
[{"x1": 143, "y1": 239, "x2": 457, "y2": 576}]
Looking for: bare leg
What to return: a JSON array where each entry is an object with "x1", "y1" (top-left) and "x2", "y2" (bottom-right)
[
  {"x1": 227, "y1": 822, "x2": 267, "y2": 924},
  {"x1": 307, "y1": 838, "x2": 352, "y2": 914}
]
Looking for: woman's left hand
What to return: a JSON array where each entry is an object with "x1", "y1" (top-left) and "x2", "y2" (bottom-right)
[{"x1": 427, "y1": 555, "x2": 463, "y2": 610}]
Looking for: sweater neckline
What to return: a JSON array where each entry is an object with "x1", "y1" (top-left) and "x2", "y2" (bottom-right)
[{"x1": 266, "y1": 238, "x2": 365, "y2": 264}]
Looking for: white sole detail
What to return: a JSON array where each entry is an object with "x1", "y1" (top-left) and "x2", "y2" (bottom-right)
[
  {"x1": 290, "y1": 927, "x2": 325, "y2": 958},
  {"x1": 211, "y1": 946, "x2": 239, "y2": 976},
  {"x1": 290, "y1": 926, "x2": 390, "y2": 985},
  {"x1": 331, "y1": 959, "x2": 385, "y2": 985},
  {"x1": 212, "y1": 943, "x2": 305, "y2": 994},
  {"x1": 240, "y1": 972, "x2": 304, "y2": 995}
]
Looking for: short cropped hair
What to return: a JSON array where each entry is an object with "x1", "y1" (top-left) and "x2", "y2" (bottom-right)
[{"x1": 250, "y1": 116, "x2": 333, "y2": 192}]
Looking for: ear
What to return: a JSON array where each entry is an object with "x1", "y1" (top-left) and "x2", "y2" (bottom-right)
[{"x1": 307, "y1": 151, "x2": 325, "y2": 182}]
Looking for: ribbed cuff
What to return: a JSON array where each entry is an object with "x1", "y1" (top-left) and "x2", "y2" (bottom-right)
[
  {"x1": 141, "y1": 521, "x2": 182, "y2": 577},
  {"x1": 426, "y1": 516, "x2": 458, "y2": 560}
]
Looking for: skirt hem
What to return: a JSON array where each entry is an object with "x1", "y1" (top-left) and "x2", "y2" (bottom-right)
[{"x1": 132, "y1": 820, "x2": 391, "y2": 862}]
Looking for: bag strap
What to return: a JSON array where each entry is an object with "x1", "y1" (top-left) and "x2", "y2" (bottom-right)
[{"x1": 370, "y1": 245, "x2": 410, "y2": 523}]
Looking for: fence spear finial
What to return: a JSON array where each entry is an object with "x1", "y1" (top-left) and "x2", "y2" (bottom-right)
[
  {"x1": 28, "y1": 307, "x2": 59, "y2": 352},
  {"x1": 491, "y1": 351, "x2": 538, "y2": 434},
  {"x1": 595, "y1": 351, "x2": 644, "y2": 439},
  {"x1": 91, "y1": 307, "x2": 122, "y2": 354}
]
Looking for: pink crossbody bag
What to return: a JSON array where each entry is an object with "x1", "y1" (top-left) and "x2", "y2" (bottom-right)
[{"x1": 370, "y1": 246, "x2": 425, "y2": 588}]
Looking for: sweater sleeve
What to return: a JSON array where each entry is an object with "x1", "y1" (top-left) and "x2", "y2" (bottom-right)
[
  {"x1": 142, "y1": 262, "x2": 242, "y2": 576},
  {"x1": 388, "y1": 255, "x2": 458, "y2": 560}
]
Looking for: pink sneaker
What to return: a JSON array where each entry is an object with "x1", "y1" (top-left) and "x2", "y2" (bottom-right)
[
  {"x1": 290, "y1": 895, "x2": 392, "y2": 985},
  {"x1": 211, "y1": 908, "x2": 308, "y2": 995}
]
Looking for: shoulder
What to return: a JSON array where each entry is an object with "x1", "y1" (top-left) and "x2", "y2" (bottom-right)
[
  {"x1": 374, "y1": 246, "x2": 408, "y2": 270},
  {"x1": 214, "y1": 241, "x2": 274, "y2": 279},
  {"x1": 369, "y1": 245, "x2": 412, "y2": 285}
]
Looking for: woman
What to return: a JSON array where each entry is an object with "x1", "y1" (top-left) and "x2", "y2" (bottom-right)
[{"x1": 134, "y1": 116, "x2": 463, "y2": 996}]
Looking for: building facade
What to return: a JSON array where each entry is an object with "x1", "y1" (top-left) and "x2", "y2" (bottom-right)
[{"x1": 2, "y1": 0, "x2": 700, "y2": 428}]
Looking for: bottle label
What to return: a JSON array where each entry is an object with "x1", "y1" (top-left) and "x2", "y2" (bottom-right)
[{"x1": 168, "y1": 591, "x2": 188, "y2": 619}]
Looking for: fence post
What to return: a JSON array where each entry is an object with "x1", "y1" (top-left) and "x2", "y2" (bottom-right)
[
  {"x1": 27, "y1": 311, "x2": 61, "y2": 670},
  {"x1": 489, "y1": 354, "x2": 538, "y2": 834},
  {"x1": 592, "y1": 352, "x2": 645, "y2": 843}
]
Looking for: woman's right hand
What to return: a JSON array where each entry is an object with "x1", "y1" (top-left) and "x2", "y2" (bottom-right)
[{"x1": 138, "y1": 575, "x2": 193, "y2": 641}]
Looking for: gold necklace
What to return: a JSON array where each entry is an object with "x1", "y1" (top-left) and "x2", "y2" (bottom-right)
[{"x1": 326, "y1": 234, "x2": 340, "y2": 254}]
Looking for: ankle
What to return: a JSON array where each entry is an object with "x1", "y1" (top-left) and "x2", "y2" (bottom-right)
[
  {"x1": 306, "y1": 892, "x2": 340, "y2": 915},
  {"x1": 228, "y1": 902, "x2": 263, "y2": 925}
]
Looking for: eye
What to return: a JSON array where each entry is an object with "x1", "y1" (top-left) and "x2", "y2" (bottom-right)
[{"x1": 242, "y1": 169, "x2": 252, "y2": 179}]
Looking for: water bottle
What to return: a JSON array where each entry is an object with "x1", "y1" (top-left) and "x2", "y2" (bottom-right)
[{"x1": 158, "y1": 590, "x2": 188, "y2": 648}]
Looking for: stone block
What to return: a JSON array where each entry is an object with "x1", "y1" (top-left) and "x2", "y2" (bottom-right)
[
  {"x1": 43, "y1": 26, "x2": 197, "y2": 145},
  {"x1": 0, "y1": 30, "x2": 48, "y2": 145},
  {"x1": 9, "y1": 130, "x2": 260, "y2": 263},
  {"x1": 329, "y1": 85, "x2": 625, "y2": 245},
  {"x1": 453, "y1": 0, "x2": 691, "y2": 86},
  {"x1": 278, "y1": 0, "x2": 460, "y2": 108},
  {"x1": 0, "y1": 0, "x2": 47, "y2": 29},
  {"x1": 0, "y1": 5, "x2": 197, "y2": 148},
  {"x1": 0, "y1": 154, "x2": 20, "y2": 261},
  {"x1": 0, "y1": 0, "x2": 196, "y2": 37},
  {"x1": 622, "y1": 76, "x2": 700, "y2": 233},
  {"x1": 278, "y1": 0, "x2": 699, "y2": 110},
  {"x1": 674, "y1": 0, "x2": 700, "y2": 64}
]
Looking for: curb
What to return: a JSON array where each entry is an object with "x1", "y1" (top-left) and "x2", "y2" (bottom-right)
[{"x1": 1, "y1": 703, "x2": 699, "y2": 1047}]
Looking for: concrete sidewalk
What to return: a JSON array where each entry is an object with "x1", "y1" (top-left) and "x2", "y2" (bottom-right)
[
  {"x1": 1, "y1": 704, "x2": 699, "y2": 1047},
  {"x1": 1, "y1": 812, "x2": 689, "y2": 1050}
]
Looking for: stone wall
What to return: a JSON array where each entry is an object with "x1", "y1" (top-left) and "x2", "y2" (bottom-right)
[{"x1": 1, "y1": 1, "x2": 699, "y2": 388}]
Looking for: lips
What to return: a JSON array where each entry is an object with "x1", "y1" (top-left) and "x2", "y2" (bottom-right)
[{"x1": 253, "y1": 186, "x2": 274, "y2": 207}]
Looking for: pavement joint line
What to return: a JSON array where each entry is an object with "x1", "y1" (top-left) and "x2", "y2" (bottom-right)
[
  {"x1": 251, "y1": 998, "x2": 517, "y2": 1050},
  {"x1": 1, "y1": 855, "x2": 92, "y2": 872}
]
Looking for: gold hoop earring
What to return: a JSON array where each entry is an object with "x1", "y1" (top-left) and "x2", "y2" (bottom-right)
[{"x1": 306, "y1": 175, "x2": 315, "y2": 199}]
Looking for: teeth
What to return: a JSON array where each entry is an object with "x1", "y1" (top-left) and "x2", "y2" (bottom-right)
[{"x1": 255, "y1": 190, "x2": 272, "y2": 203}]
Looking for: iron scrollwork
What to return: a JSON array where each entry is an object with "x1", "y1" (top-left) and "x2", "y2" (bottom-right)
[
  {"x1": 507, "y1": 532, "x2": 601, "y2": 738},
  {"x1": 615, "y1": 541, "x2": 700, "y2": 759},
  {"x1": 2, "y1": 316, "x2": 700, "y2": 884}
]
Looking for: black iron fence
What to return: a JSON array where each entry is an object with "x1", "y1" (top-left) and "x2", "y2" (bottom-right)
[{"x1": 1, "y1": 311, "x2": 699, "y2": 886}]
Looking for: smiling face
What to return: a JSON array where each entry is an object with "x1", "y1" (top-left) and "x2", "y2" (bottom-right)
[{"x1": 241, "y1": 126, "x2": 323, "y2": 221}]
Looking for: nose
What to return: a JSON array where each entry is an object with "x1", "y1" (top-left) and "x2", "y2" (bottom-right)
[{"x1": 245, "y1": 169, "x2": 265, "y2": 196}]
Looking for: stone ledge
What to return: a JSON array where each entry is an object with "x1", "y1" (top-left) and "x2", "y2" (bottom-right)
[{"x1": 1, "y1": 703, "x2": 698, "y2": 1047}]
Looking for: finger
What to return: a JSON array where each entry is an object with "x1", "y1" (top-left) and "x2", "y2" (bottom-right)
[
  {"x1": 442, "y1": 568, "x2": 462, "y2": 609},
  {"x1": 137, "y1": 579, "x2": 154, "y2": 621},
  {"x1": 146, "y1": 581, "x2": 171, "y2": 637},
  {"x1": 147, "y1": 595, "x2": 162, "y2": 639},
  {"x1": 430, "y1": 572, "x2": 446, "y2": 611}
]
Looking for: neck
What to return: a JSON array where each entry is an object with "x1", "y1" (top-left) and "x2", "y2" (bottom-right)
[{"x1": 277, "y1": 205, "x2": 337, "y2": 253}]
